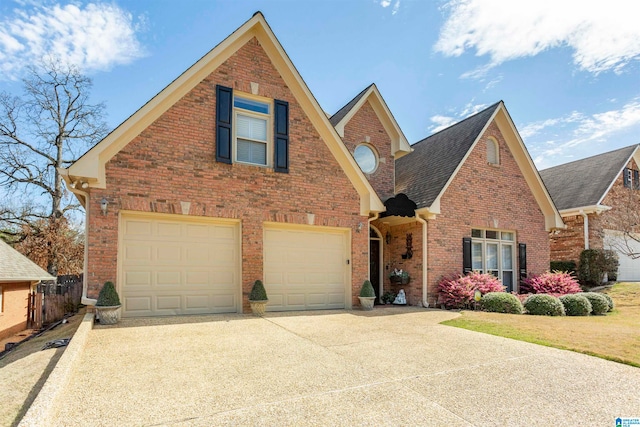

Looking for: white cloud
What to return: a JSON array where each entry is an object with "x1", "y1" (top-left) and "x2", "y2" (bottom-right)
[
  {"x1": 379, "y1": 0, "x2": 400, "y2": 14},
  {"x1": 0, "y1": 2, "x2": 145, "y2": 79},
  {"x1": 428, "y1": 102, "x2": 488, "y2": 133},
  {"x1": 528, "y1": 101, "x2": 640, "y2": 167},
  {"x1": 435, "y1": 0, "x2": 640, "y2": 74}
]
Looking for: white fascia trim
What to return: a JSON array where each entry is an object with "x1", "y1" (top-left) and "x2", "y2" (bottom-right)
[{"x1": 559, "y1": 205, "x2": 612, "y2": 217}]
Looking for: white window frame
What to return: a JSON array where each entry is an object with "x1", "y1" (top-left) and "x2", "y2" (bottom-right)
[
  {"x1": 0, "y1": 285, "x2": 3, "y2": 313},
  {"x1": 354, "y1": 143, "x2": 379, "y2": 174},
  {"x1": 471, "y1": 229, "x2": 515, "y2": 290},
  {"x1": 233, "y1": 94, "x2": 272, "y2": 167},
  {"x1": 487, "y1": 137, "x2": 499, "y2": 165}
]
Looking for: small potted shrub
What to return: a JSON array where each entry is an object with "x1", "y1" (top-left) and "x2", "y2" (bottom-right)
[
  {"x1": 358, "y1": 280, "x2": 376, "y2": 310},
  {"x1": 248, "y1": 280, "x2": 268, "y2": 316},
  {"x1": 381, "y1": 291, "x2": 396, "y2": 305},
  {"x1": 95, "y1": 281, "x2": 121, "y2": 325}
]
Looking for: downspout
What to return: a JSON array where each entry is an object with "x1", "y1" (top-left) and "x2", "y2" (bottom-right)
[
  {"x1": 368, "y1": 212, "x2": 380, "y2": 302},
  {"x1": 580, "y1": 210, "x2": 589, "y2": 250},
  {"x1": 61, "y1": 172, "x2": 96, "y2": 306},
  {"x1": 415, "y1": 211, "x2": 429, "y2": 308}
]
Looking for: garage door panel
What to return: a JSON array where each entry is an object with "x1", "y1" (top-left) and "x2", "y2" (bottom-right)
[
  {"x1": 125, "y1": 271, "x2": 151, "y2": 287},
  {"x1": 264, "y1": 226, "x2": 347, "y2": 311},
  {"x1": 155, "y1": 271, "x2": 181, "y2": 286},
  {"x1": 157, "y1": 222, "x2": 181, "y2": 237},
  {"x1": 125, "y1": 220, "x2": 152, "y2": 236},
  {"x1": 120, "y1": 214, "x2": 240, "y2": 317}
]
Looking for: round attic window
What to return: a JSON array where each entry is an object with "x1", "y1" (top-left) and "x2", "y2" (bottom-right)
[{"x1": 354, "y1": 144, "x2": 378, "y2": 174}]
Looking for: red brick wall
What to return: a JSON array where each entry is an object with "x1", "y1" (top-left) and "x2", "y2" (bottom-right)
[
  {"x1": 0, "y1": 282, "x2": 30, "y2": 340},
  {"x1": 550, "y1": 158, "x2": 640, "y2": 264},
  {"x1": 86, "y1": 37, "x2": 368, "y2": 312},
  {"x1": 343, "y1": 101, "x2": 395, "y2": 201},
  {"x1": 550, "y1": 215, "x2": 584, "y2": 263},
  {"x1": 427, "y1": 123, "x2": 550, "y2": 304}
]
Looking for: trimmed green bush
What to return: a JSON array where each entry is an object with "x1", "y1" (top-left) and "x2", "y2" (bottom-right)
[
  {"x1": 96, "y1": 281, "x2": 121, "y2": 307},
  {"x1": 481, "y1": 292, "x2": 524, "y2": 314},
  {"x1": 578, "y1": 292, "x2": 609, "y2": 315},
  {"x1": 249, "y1": 280, "x2": 268, "y2": 301},
  {"x1": 550, "y1": 260, "x2": 577, "y2": 273},
  {"x1": 359, "y1": 280, "x2": 375, "y2": 298},
  {"x1": 523, "y1": 294, "x2": 565, "y2": 316},
  {"x1": 578, "y1": 249, "x2": 605, "y2": 287},
  {"x1": 601, "y1": 293, "x2": 615, "y2": 312},
  {"x1": 559, "y1": 294, "x2": 592, "y2": 316}
]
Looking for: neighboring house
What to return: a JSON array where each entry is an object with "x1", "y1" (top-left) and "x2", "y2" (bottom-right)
[
  {"x1": 540, "y1": 144, "x2": 640, "y2": 281},
  {"x1": 61, "y1": 13, "x2": 563, "y2": 316},
  {"x1": 0, "y1": 240, "x2": 53, "y2": 340}
]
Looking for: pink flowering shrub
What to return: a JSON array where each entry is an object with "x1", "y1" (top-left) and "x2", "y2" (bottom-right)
[
  {"x1": 437, "y1": 272, "x2": 505, "y2": 309},
  {"x1": 520, "y1": 271, "x2": 581, "y2": 295}
]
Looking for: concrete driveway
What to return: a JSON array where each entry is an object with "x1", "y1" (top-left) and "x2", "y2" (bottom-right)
[{"x1": 43, "y1": 308, "x2": 639, "y2": 426}]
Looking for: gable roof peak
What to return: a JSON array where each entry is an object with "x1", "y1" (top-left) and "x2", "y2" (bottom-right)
[{"x1": 540, "y1": 144, "x2": 640, "y2": 211}]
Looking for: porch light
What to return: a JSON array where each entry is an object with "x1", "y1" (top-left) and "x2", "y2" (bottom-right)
[
  {"x1": 386, "y1": 232, "x2": 391, "y2": 244},
  {"x1": 100, "y1": 197, "x2": 109, "y2": 215},
  {"x1": 356, "y1": 222, "x2": 363, "y2": 233}
]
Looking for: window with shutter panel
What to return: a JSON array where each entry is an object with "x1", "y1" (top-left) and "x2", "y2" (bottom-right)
[
  {"x1": 634, "y1": 170, "x2": 639, "y2": 190},
  {"x1": 624, "y1": 168, "x2": 632, "y2": 188},
  {"x1": 216, "y1": 85, "x2": 233, "y2": 164},
  {"x1": 274, "y1": 99, "x2": 289, "y2": 173}
]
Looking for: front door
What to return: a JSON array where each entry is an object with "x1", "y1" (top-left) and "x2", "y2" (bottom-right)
[{"x1": 370, "y1": 238, "x2": 380, "y2": 303}]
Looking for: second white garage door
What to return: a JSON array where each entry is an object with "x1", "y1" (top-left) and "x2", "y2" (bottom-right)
[
  {"x1": 263, "y1": 225, "x2": 349, "y2": 311},
  {"x1": 119, "y1": 213, "x2": 241, "y2": 317},
  {"x1": 605, "y1": 230, "x2": 640, "y2": 281}
]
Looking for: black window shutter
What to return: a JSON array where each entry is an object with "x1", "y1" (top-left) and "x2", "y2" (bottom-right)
[
  {"x1": 274, "y1": 99, "x2": 289, "y2": 173},
  {"x1": 462, "y1": 237, "x2": 472, "y2": 274},
  {"x1": 518, "y1": 243, "x2": 527, "y2": 281},
  {"x1": 216, "y1": 85, "x2": 233, "y2": 164},
  {"x1": 634, "y1": 170, "x2": 639, "y2": 190},
  {"x1": 623, "y1": 168, "x2": 631, "y2": 188}
]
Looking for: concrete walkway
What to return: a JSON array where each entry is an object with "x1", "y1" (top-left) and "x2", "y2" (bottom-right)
[{"x1": 43, "y1": 308, "x2": 639, "y2": 426}]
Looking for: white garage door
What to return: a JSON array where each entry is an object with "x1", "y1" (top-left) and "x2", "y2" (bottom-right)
[
  {"x1": 263, "y1": 225, "x2": 349, "y2": 311},
  {"x1": 119, "y1": 213, "x2": 240, "y2": 317},
  {"x1": 605, "y1": 231, "x2": 640, "y2": 281}
]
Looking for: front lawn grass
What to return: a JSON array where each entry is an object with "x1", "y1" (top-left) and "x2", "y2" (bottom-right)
[{"x1": 441, "y1": 282, "x2": 640, "y2": 367}]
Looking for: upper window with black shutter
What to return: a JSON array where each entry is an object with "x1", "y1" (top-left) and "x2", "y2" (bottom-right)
[{"x1": 215, "y1": 85, "x2": 289, "y2": 171}]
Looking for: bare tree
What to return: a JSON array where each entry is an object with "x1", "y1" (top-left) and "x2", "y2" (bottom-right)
[
  {"x1": 601, "y1": 186, "x2": 640, "y2": 259},
  {"x1": 0, "y1": 58, "x2": 108, "y2": 223},
  {"x1": 0, "y1": 59, "x2": 108, "y2": 273}
]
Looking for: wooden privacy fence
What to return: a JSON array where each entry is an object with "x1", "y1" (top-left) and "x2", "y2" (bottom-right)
[{"x1": 27, "y1": 274, "x2": 83, "y2": 328}]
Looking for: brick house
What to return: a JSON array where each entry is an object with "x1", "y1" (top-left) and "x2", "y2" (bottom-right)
[
  {"x1": 61, "y1": 13, "x2": 562, "y2": 316},
  {"x1": 0, "y1": 240, "x2": 53, "y2": 340},
  {"x1": 540, "y1": 145, "x2": 640, "y2": 281}
]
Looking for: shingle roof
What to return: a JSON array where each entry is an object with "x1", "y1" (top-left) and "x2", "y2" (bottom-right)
[
  {"x1": 539, "y1": 144, "x2": 639, "y2": 211},
  {"x1": 395, "y1": 102, "x2": 502, "y2": 208},
  {"x1": 0, "y1": 239, "x2": 54, "y2": 282},
  {"x1": 329, "y1": 84, "x2": 374, "y2": 127}
]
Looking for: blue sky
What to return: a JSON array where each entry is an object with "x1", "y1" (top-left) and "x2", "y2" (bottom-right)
[{"x1": 1, "y1": 0, "x2": 639, "y2": 169}]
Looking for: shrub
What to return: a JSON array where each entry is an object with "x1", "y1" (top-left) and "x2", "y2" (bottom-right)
[
  {"x1": 381, "y1": 291, "x2": 396, "y2": 304},
  {"x1": 578, "y1": 292, "x2": 610, "y2": 315},
  {"x1": 359, "y1": 280, "x2": 375, "y2": 298},
  {"x1": 437, "y1": 272, "x2": 505, "y2": 309},
  {"x1": 96, "y1": 281, "x2": 120, "y2": 307},
  {"x1": 249, "y1": 280, "x2": 268, "y2": 301},
  {"x1": 601, "y1": 293, "x2": 615, "y2": 312},
  {"x1": 559, "y1": 294, "x2": 592, "y2": 316},
  {"x1": 520, "y1": 271, "x2": 581, "y2": 295},
  {"x1": 550, "y1": 260, "x2": 577, "y2": 273},
  {"x1": 578, "y1": 249, "x2": 606, "y2": 287},
  {"x1": 481, "y1": 292, "x2": 524, "y2": 314},
  {"x1": 523, "y1": 294, "x2": 565, "y2": 316},
  {"x1": 603, "y1": 250, "x2": 619, "y2": 282}
]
